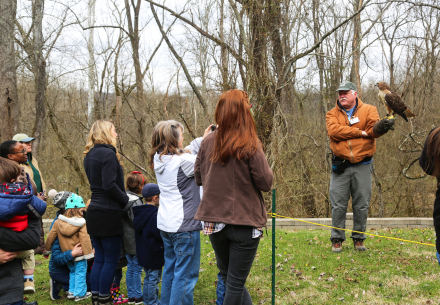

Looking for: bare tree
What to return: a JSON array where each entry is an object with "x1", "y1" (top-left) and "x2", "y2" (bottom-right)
[
  {"x1": 0, "y1": 0, "x2": 20, "y2": 141},
  {"x1": 87, "y1": 0, "x2": 96, "y2": 126}
]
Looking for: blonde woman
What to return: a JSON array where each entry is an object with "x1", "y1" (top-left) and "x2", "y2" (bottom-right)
[
  {"x1": 149, "y1": 120, "x2": 212, "y2": 305},
  {"x1": 83, "y1": 120, "x2": 129, "y2": 305}
]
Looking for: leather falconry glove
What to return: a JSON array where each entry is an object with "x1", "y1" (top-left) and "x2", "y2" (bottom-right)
[{"x1": 373, "y1": 117, "x2": 395, "y2": 136}]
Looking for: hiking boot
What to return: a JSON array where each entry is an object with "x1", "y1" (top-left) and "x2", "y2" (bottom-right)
[
  {"x1": 49, "y1": 278, "x2": 61, "y2": 300},
  {"x1": 353, "y1": 239, "x2": 367, "y2": 251},
  {"x1": 75, "y1": 292, "x2": 92, "y2": 302},
  {"x1": 24, "y1": 278, "x2": 36, "y2": 294},
  {"x1": 331, "y1": 239, "x2": 343, "y2": 253}
]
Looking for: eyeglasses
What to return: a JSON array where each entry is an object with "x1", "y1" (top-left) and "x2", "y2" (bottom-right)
[{"x1": 10, "y1": 149, "x2": 26, "y2": 155}]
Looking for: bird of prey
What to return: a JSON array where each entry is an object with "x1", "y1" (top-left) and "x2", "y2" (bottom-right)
[{"x1": 375, "y1": 81, "x2": 415, "y2": 122}]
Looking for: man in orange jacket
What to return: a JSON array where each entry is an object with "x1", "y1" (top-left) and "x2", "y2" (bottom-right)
[{"x1": 326, "y1": 81, "x2": 394, "y2": 253}]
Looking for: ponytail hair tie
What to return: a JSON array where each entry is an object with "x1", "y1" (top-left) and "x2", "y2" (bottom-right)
[{"x1": 131, "y1": 171, "x2": 144, "y2": 184}]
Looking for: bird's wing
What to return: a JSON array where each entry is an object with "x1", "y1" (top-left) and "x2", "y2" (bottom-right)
[{"x1": 385, "y1": 92, "x2": 407, "y2": 115}]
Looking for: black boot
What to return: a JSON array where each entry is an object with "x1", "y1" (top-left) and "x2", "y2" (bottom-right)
[
  {"x1": 98, "y1": 295, "x2": 112, "y2": 305},
  {"x1": 92, "y1": 294, "x2": 99, "y2": 305}
]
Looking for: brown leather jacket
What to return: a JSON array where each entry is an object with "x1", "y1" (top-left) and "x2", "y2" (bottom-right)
[
  {"x1": 45, "y1": 215, "x2": 94, "y2": 261},
  {"x1": 193, "y1": 132, "x2": 274, "y2": 228},
  {"x1": 326, "y1": 98, "x2": 382, "y2": 163}
]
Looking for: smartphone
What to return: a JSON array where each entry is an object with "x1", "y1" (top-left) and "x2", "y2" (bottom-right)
[
  {"x1": 210, "y1": 125, "x2": 216, "y2": 132},
  {"x1": 40, "y1": 190, "x2": 45, "y2": 196}
]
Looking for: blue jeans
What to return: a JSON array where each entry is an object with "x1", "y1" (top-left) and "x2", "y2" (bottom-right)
[
  {"x1": 91, "y1": 235, "x2": 122, "y2": 296},
  {"x1": 67, "y1": 260, "x2": 87, "y2": 297},
  {"x1": 160, "y1": 230, "x2": 200, "y2": 305},
  {"x1": 143, "y1": 268, "x2": 162, "y2": 305},
  {"x1": 126, "y1": 254, "x2": 143, "y2": 298},
  {"x1": 216, "y1": 272, "x2": 225, "y2": 305},
  {"x1": 113, "y1": 268, "x2": 123, "y2": 287}
]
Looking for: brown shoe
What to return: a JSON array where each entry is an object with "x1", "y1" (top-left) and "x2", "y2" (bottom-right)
[
  {"x1": 353, "y1": 239, "x2": 367, "y2": 251},
  {"x1": 24, "y1": 278, "x2": 36, "y2": 294},
  {"x1": 331, "y1": 239, "x2": 343, "y2": 253}
]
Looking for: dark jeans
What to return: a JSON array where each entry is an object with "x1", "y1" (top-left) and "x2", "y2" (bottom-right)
[
  {"x1": 91, "y1": 235, "x2": 122, "y2": 296},
  {"x1": 209, "y1": 225, "x2": 259, "y2": 305},
  {"x1": 50, "y1": 271, "x2": 92, "y2": 292},
  {"x1": 113, "y1": 268, "x2": 123, "y2": 287}
]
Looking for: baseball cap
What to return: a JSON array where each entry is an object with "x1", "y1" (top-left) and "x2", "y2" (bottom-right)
[
  {"x1": 12, "y1": 134, "x2": 35, "y2": 142},
  {"x1": 142, "y1": 183, "x2": 160, "y2": 199},
  {"x1": 335, "y1": 81, "x2": 357, "y2": 92}
]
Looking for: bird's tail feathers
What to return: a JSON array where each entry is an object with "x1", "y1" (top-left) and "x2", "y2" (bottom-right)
[{"x1": 404, "y1": 108, "x2": 416, "y2": 118}]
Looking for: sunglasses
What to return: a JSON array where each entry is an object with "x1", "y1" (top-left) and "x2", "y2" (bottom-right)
[{"x1": 10, "y1": 149, "x2": 26, "y2": 155}]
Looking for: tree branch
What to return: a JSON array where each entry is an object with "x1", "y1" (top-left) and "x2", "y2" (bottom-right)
[
  {"x1": 150, "y1": 3, "x2": 207, "y2": 111},
  {"x1": 282, "y1": 0, "x2": 371, "y2": 81},
  {"x1": 146, "y1": 0, "x2": 246, "y2": 66}
]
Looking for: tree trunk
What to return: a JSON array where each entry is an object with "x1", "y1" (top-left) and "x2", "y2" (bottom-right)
[
  {"x1": 350, "y1": 0, "x2": 362, "y2": 98},
  {"x1": 220, "y1": 0, "x2": 229, "y2": 91},
  {"x1": 31, "y1": 0, "x2": 46, "y2": 157},
  {"x1": 0, "y1": 0, "x2": 20, "y2": 141},
  {"x1": 87, "y1": 0, "x2": 96, "y2": 126}
]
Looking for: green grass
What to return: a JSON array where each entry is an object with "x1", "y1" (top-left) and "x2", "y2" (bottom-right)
[{"x1": 31, "y1": 228, "x2": 440, "y2": 304}]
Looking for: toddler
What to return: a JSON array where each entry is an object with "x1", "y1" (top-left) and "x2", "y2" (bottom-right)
[
  {"x1": 46, "y1": 193, "x2": 94, "y2": 301},
  {"x1": 0, "y1": 157, "x2": 46, "y2": 292}
]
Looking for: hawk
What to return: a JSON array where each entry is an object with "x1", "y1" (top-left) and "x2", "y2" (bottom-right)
[{"x1": 376, "y1": 81, "x2": 415, "y2": 122}]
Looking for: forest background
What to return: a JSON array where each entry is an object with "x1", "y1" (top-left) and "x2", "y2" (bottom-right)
[{"x1": 0, "y1": 0, "x2": 438, "y2": 219}]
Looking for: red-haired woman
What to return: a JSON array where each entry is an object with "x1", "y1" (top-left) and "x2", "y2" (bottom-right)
[
  {"x1": 194, "y1": 89, "x2": 273, "y2": 305},
  {"x1": 420, "y1": 127, "x2": 440, "y2": 262}
]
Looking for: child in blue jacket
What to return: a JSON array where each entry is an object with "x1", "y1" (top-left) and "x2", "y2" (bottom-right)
[
  {"x1": 132, "y1": 184, "x2": 164, "y2": 305},
  {"x1": 0, "y1": 157, "x2": 46, "y2": 292}
]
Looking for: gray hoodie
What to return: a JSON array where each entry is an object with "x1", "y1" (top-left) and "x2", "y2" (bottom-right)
[{"x1": 122, "y1": 191, "x2": 144, "y2": 255}]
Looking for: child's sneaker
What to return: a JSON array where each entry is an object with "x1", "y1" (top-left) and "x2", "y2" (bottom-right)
[
  {"x1": 75, "y1": 292, "x2": 92, "y2": 302},
  {"x1": 67, "y1": 292, "x2": 75, "y2": 300},
  {"x1": 24, "y1": 278, "x2": 36, "y2": 294},
  {"x1": 128, "y1": 297, "x2": 143, "y2": 305}
]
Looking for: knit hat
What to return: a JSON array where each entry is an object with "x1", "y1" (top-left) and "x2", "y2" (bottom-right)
[
  {"x1": 142, "y1": 183, "x2": 160, "y2": 199},
  {"x1": 65, "y1": 193, "x2": 86, "y2": 210},
  {"x1": 48, "y1": 189, "x2": 73, "y2": 210}
]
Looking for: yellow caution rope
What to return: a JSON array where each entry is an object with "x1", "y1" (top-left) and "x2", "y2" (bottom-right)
[{"x1": 268, "y1": 213, "x2": 436, "y2": 247}]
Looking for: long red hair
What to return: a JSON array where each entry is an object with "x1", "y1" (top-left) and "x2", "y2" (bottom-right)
[{"x1": 211, "y1": 89, "x2": 260, "y2": 164}]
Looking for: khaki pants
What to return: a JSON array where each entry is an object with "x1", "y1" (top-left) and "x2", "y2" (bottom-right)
[
  {"x1": 16, "y1": 249, "x2": 35, "y2": 270},
  {"x1": 329, "y1": 162, "x2": 373, "y2": 241}
]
